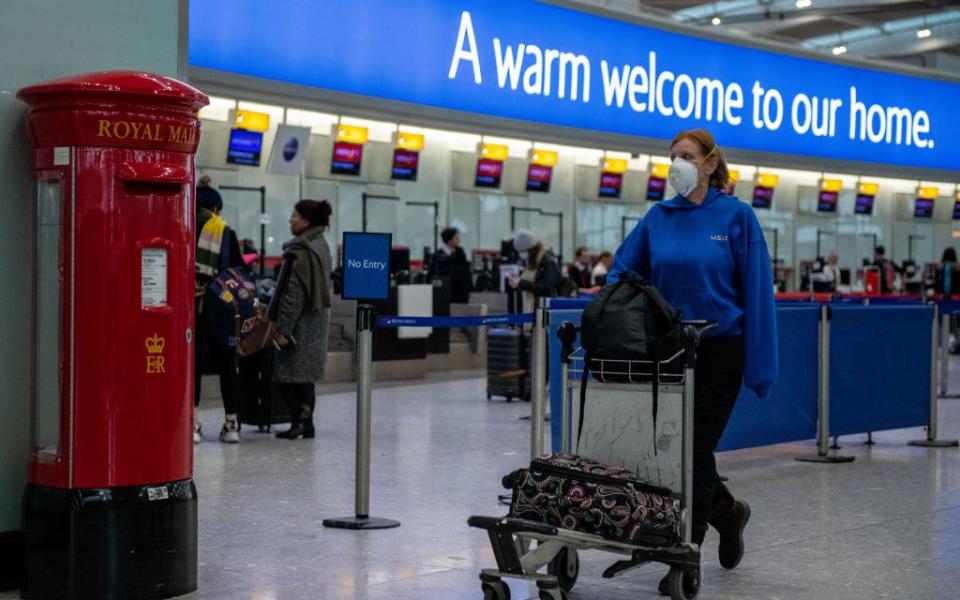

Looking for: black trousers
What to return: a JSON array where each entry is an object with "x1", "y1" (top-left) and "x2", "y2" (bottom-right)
[
  {"x1": 276, "y1": 383, "x2": 316, "y2": 423},
  {"x1": 691, "y1": 335, "x2": 745, "y2": 540},
  {"x1": 194, "y1": 335, "x2": 240, "y2": 415}
]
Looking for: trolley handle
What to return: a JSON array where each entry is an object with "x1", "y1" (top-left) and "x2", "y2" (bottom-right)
[
  {"x1": 557, "y1": 321, "x2": 579, "y2": 365},
  {"x1": 680, "y1": 320, "x2": 716, "y2": 367}
]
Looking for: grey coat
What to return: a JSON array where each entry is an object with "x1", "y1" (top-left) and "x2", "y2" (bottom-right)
[{"x1": 272, "y1": 229, "x2": 332, "y2": 383}]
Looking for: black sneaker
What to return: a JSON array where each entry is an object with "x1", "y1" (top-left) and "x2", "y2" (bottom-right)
[{"x1": 711, "y1": 499, "x2": 751, "y2": 569}]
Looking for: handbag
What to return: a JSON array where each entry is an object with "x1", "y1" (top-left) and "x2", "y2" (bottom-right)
[{"x1": 236, "y1": 304, "x2": 276, "y2": 358}]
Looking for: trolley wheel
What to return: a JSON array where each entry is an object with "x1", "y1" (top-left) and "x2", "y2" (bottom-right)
[
  {"x1": 667, "y1": 566, "x2": 700, "y2": 600},
  {"x1": 481, "y1": 580, "x2": 511, "y2": 600},
  {"x1": 547, "y1": 547, "x2": 579, "y2": 592},
  {"x1": 536, "y1": 587, "x2": 567, "y2": 600}
]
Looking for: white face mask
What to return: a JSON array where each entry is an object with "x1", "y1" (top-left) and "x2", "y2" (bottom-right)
[
  {"x1": 668, "y1": 158, "x2": 699, "y2": 197},
  {"x1": 668, "y1": 144, "x2": 718, "y2": 197}
]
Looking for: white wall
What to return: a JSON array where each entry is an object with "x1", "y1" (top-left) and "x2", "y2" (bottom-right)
[{"x1": 0, "y1": 0, "x2": 182, "y2": 540}]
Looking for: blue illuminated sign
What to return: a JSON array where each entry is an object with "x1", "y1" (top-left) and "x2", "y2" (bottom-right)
[
  {"x1": 342, "y1": 232, "x2": 391, "y2": 300},
  {"x1": 190, "y1": 0, "x2": 960, "y2": 172}
]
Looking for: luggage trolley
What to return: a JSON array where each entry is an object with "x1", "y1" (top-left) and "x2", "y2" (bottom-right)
[{"x1": 469, "y1": 320, "x2": 713, "y2": 600}]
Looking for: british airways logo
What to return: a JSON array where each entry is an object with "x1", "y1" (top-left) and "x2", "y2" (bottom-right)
[{"x1": 710, "y1": 234, "x2": 729, "y2": 241}]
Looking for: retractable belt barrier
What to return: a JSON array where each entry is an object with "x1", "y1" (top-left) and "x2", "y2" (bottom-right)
[
  {"x1": 548, "y1": 301, "x2": 958, "y2": 459},
  {"x1": 323, "y1": 305, "x2": 546, "y2": 531},
  {"x1": 376, "y1": 313, "x2": 534, "y2": 328}
]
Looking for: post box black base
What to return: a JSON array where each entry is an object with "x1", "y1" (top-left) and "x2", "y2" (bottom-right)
[
  {"x1": 0, "y1": 530, "x2": 24, "y2": 591},
  {"x1": 22, "y1": 479, "x2": 197, "y2": 600}
]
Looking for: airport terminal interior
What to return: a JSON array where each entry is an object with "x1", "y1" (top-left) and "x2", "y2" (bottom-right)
[{"x1": 4, "y1": 1, "x2": 960, "y2": 599}]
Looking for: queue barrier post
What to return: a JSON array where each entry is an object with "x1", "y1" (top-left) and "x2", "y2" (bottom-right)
[
  {"x1": 940, "y1": 310, "x2": 950, "y2": 397},
  {"x1": 323, "y1": 304, "x2": 401, "y2": 530},
  {"x1": 937, "y1": 305, "x2": 960, "y2": 399},
  {"x1": 530, "y1": 297, "x2": 548, "y2": 459},
  {"x1": 909, "y1": 303, "x2": 960, "y2": 448},
  {"x1": 556, "y1": 321, "x2": 579, "y2": 454},
  {"x1": 796, "y1": 305, "x2": 855, "y2": 463}
]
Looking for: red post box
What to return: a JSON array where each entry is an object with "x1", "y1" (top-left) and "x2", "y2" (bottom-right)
[{"x1": 17, "y1": 72, "x2": 208, "y2": 600}]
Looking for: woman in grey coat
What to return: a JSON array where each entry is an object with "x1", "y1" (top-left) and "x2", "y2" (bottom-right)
[{"x1": 268, "y1": 199, "x2": 333, "y2": 440}]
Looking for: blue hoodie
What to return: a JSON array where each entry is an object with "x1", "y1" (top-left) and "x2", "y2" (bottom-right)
[{"x1": 608, "y1": 187, "x2": 778, "y2": 399}]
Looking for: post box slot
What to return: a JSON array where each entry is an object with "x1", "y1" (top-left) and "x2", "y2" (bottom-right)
[
  {"x1": 118, "y1": 162, "x2": 190, "y2": 184},
  {"x1": 123, "y1": 181, "x2": 183, "y2": 196}
]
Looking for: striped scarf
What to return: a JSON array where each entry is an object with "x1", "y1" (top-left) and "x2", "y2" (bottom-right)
[{"x1": 196, "y1": 209, "x2": 226, "y2": 278}]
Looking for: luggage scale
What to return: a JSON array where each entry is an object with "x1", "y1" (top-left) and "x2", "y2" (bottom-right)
[{"x1": 469, "y1": 321, "x2": 713, "y2": 600}]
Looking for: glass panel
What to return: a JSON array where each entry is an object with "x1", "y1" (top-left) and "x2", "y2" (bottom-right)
[
  {"x1": 478, "y1": 194, "x2": 510, "y2": 251},
  {"x1": 365, "y1": 197, "x2": 399, "y2": 237},
  {"x1": 449, "y1": 191, "x2": 480, "y2": 253},
  {"x1": 576, "y1": 201, "x2": 643, "y2": 253},
  {"x1": 398, "y1": 203, "x2": 437, "y2": 264},
  {"x1": 34, "y1": 179, "x2": 62, "y2": 457}
]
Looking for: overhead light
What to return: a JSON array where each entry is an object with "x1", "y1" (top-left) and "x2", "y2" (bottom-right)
[
  {"x1": 820, "y1": 178, "x2": 843, "y2": 192},
  {"x1": 711, "y1": 16, "x2": 721, "y2": 25},
  {"x1": 858, "y1": 182, "x2": 880, "y2": 196},
  {"x1": 756, "y1": 173, "x2": 780, "y2": 188},
  {"x1": 917, "y1": 28, "x2": 932, "y2": 39},
  {"x1": 832, "y1": 45, "x2": 847, "y2": 56},
  {"x1": 796, "y1": 0, "x2": 812, "y2": 8}
]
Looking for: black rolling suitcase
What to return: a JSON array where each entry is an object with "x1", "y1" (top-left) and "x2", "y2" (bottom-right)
[
  {"x1": 486, "y1": 288, "x2": 531, "y2": 402},
  {"x1": 238, "y1": 351, "x2": 289, "y2": 431}
]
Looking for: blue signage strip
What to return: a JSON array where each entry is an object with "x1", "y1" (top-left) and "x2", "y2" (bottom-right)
[
  {"x1": 190, "y1": 0, "x2": 960, "y2": 171},
  {"x1": 342, "y1": 232, "x2": 391, "y2": 301},
  {"x1": 376, "y1": 313, "x2": 534, "y2": 328}
]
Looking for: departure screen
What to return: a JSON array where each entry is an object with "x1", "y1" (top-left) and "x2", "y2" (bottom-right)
[
  {"x1": 854, "y1": 194, "x2": 875, "y2": 215},
  {"x1": 226, "y1": 128, "x2": 263, "y2": 166},
  {"x1": 817, "y1": 190, "x2": 838, "y2": 212},
  {"x1": 331, "y1": 141, "x2": 363, "y2": 175},
  {"x1": 598, "y1": 172, "x2": 622, "y2": 198},
  {"x1": 475, "y1": 158, "x2": 503, "y2": 188},
  {"x1": 526, "y1": 164, "x2": 552, "y2": 192},
  {"x1": 646, "y1": 175, "x2": 666, "y2": 201},
  {"x1": 915, "y1": 197, "x2": 935, "y2": 218},
  {"x1": 752, "y1": 186, "x2": 775, "y2": 208},
  {"x1": 391, "y1": 148, "x2": 419, "y2": 181}
]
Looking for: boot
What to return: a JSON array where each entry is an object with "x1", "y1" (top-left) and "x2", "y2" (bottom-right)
[
  {"x1": 300, "y1": 402, "x2": 315, "y2": 438},
  {"x1": 709, "y1": 499, "x2": 751, "y2": 569},
  {"x1": 275, "y1": 421, "x2": 304, "y2": 439},
  {"x1": 275, "y1": 406, "x2": 305, "y2": 439}
]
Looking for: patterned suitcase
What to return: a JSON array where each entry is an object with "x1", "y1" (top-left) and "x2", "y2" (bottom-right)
[{"x1": 504, "y1": 453, "x2": 680, "y2": 547}]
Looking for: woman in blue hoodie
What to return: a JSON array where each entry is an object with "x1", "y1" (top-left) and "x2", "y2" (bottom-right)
[{"x1": 608, "y1": 129, "x2": 777, "y2": 592}]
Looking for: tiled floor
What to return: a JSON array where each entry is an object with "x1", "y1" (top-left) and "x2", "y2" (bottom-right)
[{"x1": 9, "y1": 364, "x2": 960, "y2": 599}]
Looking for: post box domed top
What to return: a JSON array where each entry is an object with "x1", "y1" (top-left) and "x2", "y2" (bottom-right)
[
  {"x1": 17, "y1": 71, "x2": 208, "y2": 111},
  {"x1": 18, "y1": 71, "x2": 210, "y2": 153}
]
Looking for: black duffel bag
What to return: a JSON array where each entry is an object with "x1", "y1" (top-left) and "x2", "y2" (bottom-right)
[
  {"x1": 580, "y1": 271, "x2": 684, "y2": 383},
  {"x1": 578, "y1": 272, "x2": 685, "y2": 451}
]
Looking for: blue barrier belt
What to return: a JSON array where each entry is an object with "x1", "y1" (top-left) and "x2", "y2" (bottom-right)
[
  {"x1": 375, "y1": 313, "x2": 534, "y2": 328},
  {"x1": 940, "y1": 301, "x2": 960, "y2": 315}
]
